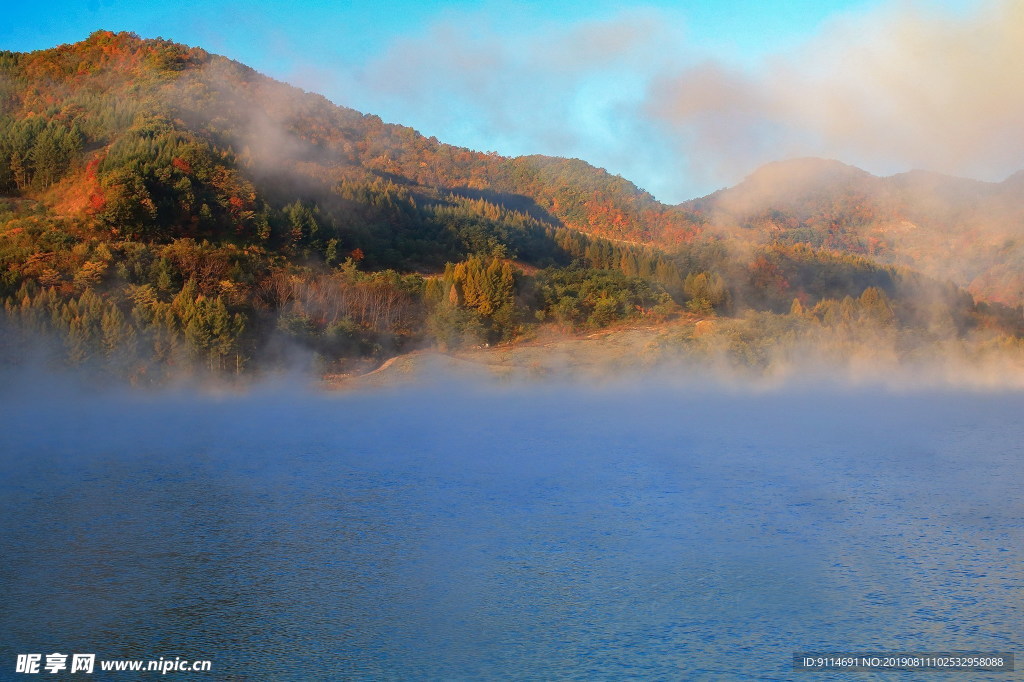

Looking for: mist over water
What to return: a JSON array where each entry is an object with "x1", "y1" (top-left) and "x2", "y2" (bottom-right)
[{"x1": 0, "y1": 374, "x2": 1021, "y2": 679}]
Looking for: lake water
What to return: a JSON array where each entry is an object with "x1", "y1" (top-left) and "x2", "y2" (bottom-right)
[{"x1": 1, "y1": 376, "x2": 1021, "y2": 679}]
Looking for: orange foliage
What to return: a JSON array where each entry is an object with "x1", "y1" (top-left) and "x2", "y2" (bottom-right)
[
  {"x1": 84, "y1": 157, "x2": 106, "y2": 214},
  {"x1": 172, "y1": 157, "x2": 192, "y2": 174},
  {"x1": 749, "y1": 256, "x2": 790, "y2": 293},
  {"x1": 88, "y1": 190, "x2": 107, "y2": 213}
]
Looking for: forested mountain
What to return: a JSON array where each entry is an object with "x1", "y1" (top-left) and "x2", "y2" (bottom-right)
[
  {"x1": 0, "y1": 32, "x2": 1021, "y2": 381},
  {"x1": 686, "y1": 158, "x2": 1024, "y2": 305},
  {"x1": 0, "y1": 30, "x2": 700, "y2": 251}
]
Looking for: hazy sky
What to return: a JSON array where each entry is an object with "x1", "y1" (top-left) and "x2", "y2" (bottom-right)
[{"x1": 3, "y1": 0, "x2": 1008, "y2": 204}]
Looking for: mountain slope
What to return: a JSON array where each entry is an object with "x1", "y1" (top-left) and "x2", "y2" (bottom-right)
[
  {"x1": 0, "y1": 30, "x2": 700, "y2": 257},
  {"x1": 685, "y1": 157, "x2": 1024, "y2": 305},
  {"x1": 0, "y1": 32, "x2": 1021, "y2": 381},
  {"x1": 0, "y1": 32, "x2": 716, "y2": 378}
]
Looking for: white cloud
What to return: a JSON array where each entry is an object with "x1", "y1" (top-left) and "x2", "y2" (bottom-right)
[
  {"x1": 646, "y1": 0, "x2": 1024, "y2": 194},
  {"x1": 340, "y1": 9, "x2": 691, "y2": 198},
  {"x1": 294, "y1": 0, "x2": 1024, "y2": 204}
]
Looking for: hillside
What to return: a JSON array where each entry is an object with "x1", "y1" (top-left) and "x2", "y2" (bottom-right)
[
  {"x1": 0, "y1": 30, "x2": 700, "y2": 253},
  {"x1": 685, "y1": 157, "x2": 1024, "y2": 305},
  {"x1": 0, "y1": 32, "x2": 1022, "y2": 381}
]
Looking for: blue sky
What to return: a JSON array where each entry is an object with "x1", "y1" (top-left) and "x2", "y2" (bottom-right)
[
  {"x1": 2, "y1": 0, "x2": 875, "y2": 63},
  {"x1": 2, "y1": 0, "x2": 1009, "y2": 203}
]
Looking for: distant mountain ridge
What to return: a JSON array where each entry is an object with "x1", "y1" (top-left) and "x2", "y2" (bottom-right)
[{"x1": 686, "y1": 157, "x2": 1024, "y2": 304}]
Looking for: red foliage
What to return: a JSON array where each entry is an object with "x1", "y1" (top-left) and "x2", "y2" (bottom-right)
[
  {"x1": 172, "y1": 157, "x2": 192, "y2": 174},
  {"x1": 83, "y1": 157, "x2": 106, "y2": 214},
  {"x1": 749, "y1": 256, "x2": 790, "y2": 293},
  {"x1": 867, "y1": 236, "x2": 883, "y2": 256},
  {"x1": 88, "y1": 190, "x2": 106, "y2": 213},
  {"x1": 84, "y1": 157, "x2": 100, "y2": 181}
]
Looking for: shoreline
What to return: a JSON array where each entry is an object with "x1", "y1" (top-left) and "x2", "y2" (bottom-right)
[{"x1": 321, "y1": 317, "x2": 701, "y2": 391}]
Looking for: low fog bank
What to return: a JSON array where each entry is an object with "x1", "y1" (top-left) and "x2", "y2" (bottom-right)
[
  {"x1": 312, "y1": 316, "x2": 1024, "y2": 395},
  {"x1": 4, "y1": 334, "x2": 1024, "y2": 404},
  {"x1": 4, "y1": 291, "x2": 1024, "y2": 397},
  {"x1": 4, "y1": 349, "x2": 1024, "y2": 480}
]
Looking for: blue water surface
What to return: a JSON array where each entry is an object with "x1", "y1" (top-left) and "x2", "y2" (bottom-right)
[{"x1": 0, "y1": 377, "x2": 1021, "y2": 679}]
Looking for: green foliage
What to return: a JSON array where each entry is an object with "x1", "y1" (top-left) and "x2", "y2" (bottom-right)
[
  {"x1": 422, "y1": 194, "x2": 556, "y2": 262},
  {"x1": 172, "y1": 279, "x2": 246, "y2": 370},
  {"x1": 742, "y1": 243, "x2": 899, "y2": 312},
  {"x1": 426, "y1": 305, "x2": 488, "y2": 350},
  {"x1": 96, "y1": 116, "x2": 263, "y2": 241},
  {"x1": 674, "y1": 285, "x2": 950, "y2": 372},
  {"x1": 427, "y1": 256, "x2": 518, "y2": 345},
  {"x1": 683, "y1": 271, "x2": 728, "y2": 314},
  {"x1": 0, "y1": 117, "x2": 83, "y2": 192},
  {"x1": 533, "y1": 266, "x2": 661, "y2": 330}
]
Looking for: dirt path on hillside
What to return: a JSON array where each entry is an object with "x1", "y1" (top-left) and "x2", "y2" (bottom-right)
[{"x1": 322, "y1": 316, "x2": 704, "y2": 391}]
